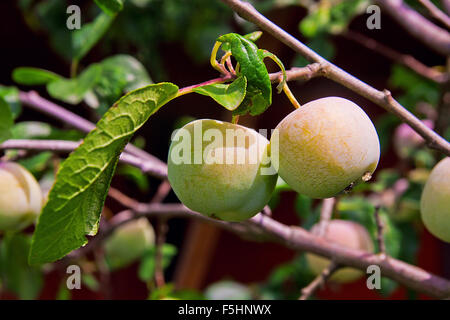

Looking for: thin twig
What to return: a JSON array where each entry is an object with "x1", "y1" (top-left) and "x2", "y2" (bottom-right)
[
  {"x1": 374, "y1": 206, "x2": 386, "y2": 256},
  {"x1": 419, "y1": 0, "x2": 450, "y2": 29},
  {"x1": 108, "y1": 187, "x2": 141, "y2": 210},
  {"x1": 375, "y1": 0, "x2": 450, "y2": 55},
  {"x1": 150, "y1": 180, "x2": 172, "y2": 204},
  {"x1": 299, "y1": 261, "x2": 341, "y2": 300},
  {"x1": 154, "y1": 218, "x2": 168, "y2": 288},
  {"x1": 317, "y1": 198, "x2": 335, "y2": 237},
  {"x1": 220, "y1": 0, "x2": 450, "y2": 157},
  {"x1": 343, "y1": 30, "x2": 448, "y2": 83}
]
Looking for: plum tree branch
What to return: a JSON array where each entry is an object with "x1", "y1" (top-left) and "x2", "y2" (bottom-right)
[
  {"x1": 375, "y1": 0, "x2": 450, "y2": 55},
  {"x1": 220, "y1": 0, "x2": 450, "y2": 157},
  {"x1": 0, "y1": 139, "x2": 167, "y2": 179},
  {"x1": 317, "y1": 198, "x2": 335, "y2": 237},
  {"x1": 84, "y1": 202, "x2": 450, "y2": 299},
  {"x1": 418, "y1": 0, "x2": 450, "y2": 30},
  {"x1": 343, "y1": 30, "x2": 448, "y2": 83},
  {"x1": 299, "y1": 261, "x2": 341, "y2": 300}
]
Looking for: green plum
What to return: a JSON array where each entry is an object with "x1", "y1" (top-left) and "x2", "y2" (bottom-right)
[
  {"x1": 104, "y1": 217, "x2": 155, "y2": 270},
  {"x1": 420, "y1": 157, "x2": 450, "y2": 243},
  {"x1": 168, "y1": 119, "x2": 277, "y2": 222},
  {"x1": 271, "y1": 97, "x2": 380, "y2": 199},
  {"x1": 0, "y1": 162, "x2": 43, "y2": 231},
  {"x1": 306, "y1": 219, "x2": 374, "y2": 283}
]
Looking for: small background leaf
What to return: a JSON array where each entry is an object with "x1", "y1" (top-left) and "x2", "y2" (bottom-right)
[
  {"x1": 138, "y1": 244, "x2": 177, "y2": 282},
  {"x1": 94, "y1": 0, "x2": 124, "y2": 16},
  {"x1": 0, "y1": 97, "x2": 13, "y2": 143},
  {"x1": 12, "y1": 67, "x2": 61, "y2": 85},
  {"x1": 47, "y1": 64, "x2": 102, "y2": 104},
  {"x1": 0, "y1": 233, "x2": 43, "y2": 299},
  {"x1": 193, "y1": 76, "x2": 247, "y2": 111},
  {"x1": 72, "y1": 12, "x2": 115, "y2": 61},
  {"x1": 0, "y1": 86, "x2": 21, "y2": 119}
]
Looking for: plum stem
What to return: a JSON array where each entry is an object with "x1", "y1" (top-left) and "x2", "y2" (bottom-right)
[{"x1": 299, "y1": 261, "x2": 341, "y2": 300}]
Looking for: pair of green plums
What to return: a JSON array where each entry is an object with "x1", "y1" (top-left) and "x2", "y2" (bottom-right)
[{"x1": 168, "y1": 97, "x2": 381, "y2": 222}]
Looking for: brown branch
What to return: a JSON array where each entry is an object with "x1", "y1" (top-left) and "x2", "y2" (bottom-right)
[
  {"x1": 436, "y1": 59, "x2": 450, "y2": 135},
  {"x1": 375, "y1": 0, "x2": 450, "y2": 55},
  {"x1": 419, "y1": 0, "x2": 450, "y2": 29},
  {"x1": 98, "y1": 203, "x2": 450, "y2": 299},
  {"x1": 60, "y1": 199, "x2": 450, "y2": 298},
  {"x1": 374, "y1": 206, "x2": 386, "y2": 256},
  {"x1": 0, "y1": 139, "x2": 167, "y2": 179},
  {"x1": 317, "y1": 198, "x2": 335, "y2": 237},
  {"x1": 108, "y1": 187, "x2": 142, "y2": 210},
  {"x1": 444, "y1": 0, "x2": 450, "y2": 15},
  {"x1": 150, "y1": 180, "x2": 172, "y2": 204},
  {"x1": 220, "y1": 0, "x2": 450, "y2": 157},
  {"x1": 299, "y1": 261, "x2": 341, "y2": 300},
  {"x1": 343, "y1": 30, "x2": 448, "y2": 83}
]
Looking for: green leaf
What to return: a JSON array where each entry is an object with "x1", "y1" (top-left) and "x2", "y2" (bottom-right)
[
  {"x1": 138, "y1": 244, "x2": 178, "y2": 282},
  {"x1": 55, "y1": 282, "x2": 71, "y2": 300},
  {"x1": 337, "y1": 197, "x2": 402, "y2": 258},
  {"x1": 0, "y1": 97, "x2": 13, "y2": 143},
  {"x1": 117, "y1": 164, "x2": 149, "y2": 192},
  {"x1": 379, "y1": 277, "x2": 398, "y2": 297},
  {"x1": 94, "y1": 0, "x2": 124, "y2": 16},
  {"x1": 82, "y1": 273, "x2": 100, "y2": 291},
  {"x1": 293, "y1": 36, "x2": 335, "y2": 67},
  {"x1": 18, "y1": 152, "x2": 53, "y2": 177},
  {"x1": 0, "y1": 233, "x2": 43, "y2": 299},
  {"x1": 221, "y1": 31, "x2": 263, "y2": 52},
  {"x1": 295, "y1": 193, "x2": 313, "y2": 220},
  {"x1": 299, "y1": 0, "x2": 367, "y2": 37},
  {"x1": 72, "y1": 12, "x2": 115, "y2": 61},
  {"x1": 193, "y1": 76, "x2": 247, "y2": 111},
  {"x1": 100, "y1": 55, "x2": 153, "y2": 92},
  {"x1": 389, "y1": 64, "x2": 439, "y2": 107},
  {"x1": 85, "y1": 55, "x2": 153, "y2": 114},
  {"x1": 11, "y1": 121, "x2": 84, "y2": 141},
  {"x1": 12, "y1": 67, "x2": 61, "y2": 85},
  {"x1": 0, "y1": 86, "x2": 21, "y2": 119},
  {"x1": 47, "y1": 64, "x2": 102, "y2": 104},
  {"x1": 218, "y1": 33, "x2": 272, "y2": 115},
  {"x1": 29, "y1": 82, "x2": 179, "y2": 265}
]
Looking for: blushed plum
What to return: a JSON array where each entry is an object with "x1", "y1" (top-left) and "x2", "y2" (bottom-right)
[
  {"x1": 271, "y1": 97, "x2": 380, "y2": 198},
  {"x1": 306, "y1": 219, "x2": 374, "y2": 283}
]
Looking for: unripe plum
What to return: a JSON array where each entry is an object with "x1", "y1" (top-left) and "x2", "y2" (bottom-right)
[
  {"x1": 306, "y1": 219, "x2": 374, "y2": 283},
  {"x1": 0, "y1": 162, "x2": 43, "y2": 231},
  {"x1": 104, "y1": 218, "x2": 155, "y2": 270},
  {"x1": 271, "y1": 97, "x2": 380, "y2": 198},
  {"x1": 168, "y1": 119, "x2": 277, "y2": 222},
  {"x1": 420, "y1": 157, "x2": 450, "y2": 243}
]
